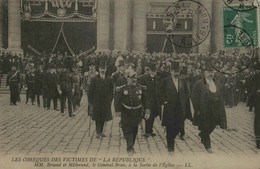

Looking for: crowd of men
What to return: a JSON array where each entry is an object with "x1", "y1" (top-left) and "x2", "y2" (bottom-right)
[{"x1": 1, "y1": 50, "x2": 260, "y2": 155}]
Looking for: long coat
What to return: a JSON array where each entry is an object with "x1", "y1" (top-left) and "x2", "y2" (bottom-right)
[
  {"x1": 34, "y1": 70, "x2": 43, "y2": 95},
  {"x1": 138, "y1": 74, "x2": 162, "y2": 118},
  {"x1": 161, "y1": 76, "x2": 192, "y2": 127},
  {"x1": 191, "y1": 78, "x2": 227, "y2": 131},
  {"x1": 88, "y1": 75, "x2": 113, "y2": 122},
  {"x1": 45, "y1": 72, "x2": 59, "y2": 99}
]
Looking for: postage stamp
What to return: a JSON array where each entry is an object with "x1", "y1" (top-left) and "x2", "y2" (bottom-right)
[
  {"x1": 223, "y1": 6, "x2": 258, "y2": 48},
  {"x1": 212, "y1": 24, "x2": 256, "y2": 74},
  {"x1": 223, "y1": 0, "x2": 258, "y2": 12},
  {"x1": 163, "y1": 0, "x2": 211, "y2": 48}
]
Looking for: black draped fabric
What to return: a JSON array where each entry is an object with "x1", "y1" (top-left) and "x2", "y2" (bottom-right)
[{"x1": 21, "y1": 22, "x2": 96, "y2": 54}]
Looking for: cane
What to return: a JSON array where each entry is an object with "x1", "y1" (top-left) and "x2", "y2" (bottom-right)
[{"x1": 88, "y1": 116, "x2": 91, "y2": 137}]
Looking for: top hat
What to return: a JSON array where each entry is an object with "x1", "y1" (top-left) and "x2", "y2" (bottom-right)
[
  {"x1": 204, "y1": 62, "x2": 214, "y2": 71},
  {"x1": 64, "y1": 56, "x2": 74, "y2": 68},
  {"x1": 171, "y1": 61, "x2": 180, "y2": 71}
]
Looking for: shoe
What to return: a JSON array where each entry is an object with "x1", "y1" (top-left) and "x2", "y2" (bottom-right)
[
  {"x1": 96, "y1": 134, "x2": 101, "y2": 139},
  {"x1": 54, "y1": 108, "x2": 60, "y2": 111},
  {"x1": 100, "y1": 133, "x2": 106, "y2": 137},
  {"x1": 143, "y1": 133, "x2": 150, "y2": 138},
  {"x1": 69, "y1": 114, "x2": 75, "y2": 117},
  {"x1": 180, "y1": 136, "x2": 185, "y2": 141},
  {"x1": 61, "y1": 113, "x2": 65, "y2": 116},
  {"x1": 206, "y1": 148, "x2": 213, "y2": 154},
  {"x1": 150, "y1": 133, "x2": 156, "y2": 137},
  {"x1": 127, "y1": 149, "x2": 134, "y2": 156},
  {"x1": 13, "y1": 103, "x2": 17, "y2": 106}
]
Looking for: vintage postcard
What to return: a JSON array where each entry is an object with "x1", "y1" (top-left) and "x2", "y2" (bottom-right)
[{"x1": 0, "y1": 0, "x2": 260, "y2": 169}]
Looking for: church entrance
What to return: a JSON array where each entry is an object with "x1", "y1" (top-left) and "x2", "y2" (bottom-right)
[{"x1": 20, "y1": 0, "x2": 97, "y2": 55}]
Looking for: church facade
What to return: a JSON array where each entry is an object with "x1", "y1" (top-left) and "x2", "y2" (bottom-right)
[{"x1": 0, "y1": 0, "x2": 259, "y2": 55}]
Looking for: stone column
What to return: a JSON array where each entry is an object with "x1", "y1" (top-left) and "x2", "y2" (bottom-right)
[
  {"x1": 198, "y1": 0, "x2": 212, "y2": 54},
  {"x1": 132, "y1": 0, "x2": 147, "y2": 52},
  {"x1": 96, "y1": 0, "x2": 110, "y2": 51},
  {"x1": 0, "y1": 0, "x2": 4, "y2": 49},
  {"x1": 212, "y1": 0, "x2": 225, "y2": 53},
  {"x1": 113, "y1": 0, "x2": 131, "y2": 51},
  {"x1": 8, "y1": 0, "x2": 22, "y2": 52}
]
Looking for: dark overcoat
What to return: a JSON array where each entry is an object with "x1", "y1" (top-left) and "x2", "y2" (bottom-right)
[
  {"x1": 138, "y1": 74, "x2": 162, "y2": 118},
  {"x1": 34, "y1": 70, "x2": 43, "y2": 95},
  {"x1": 161, "y1": 76, "x2": 192, "y2": 127},
  {"x1": 88, "y1": 75, "x2": 113, "y2": 122},
  {"x1": 191, "y1": 78, "x2": 227, "y2": 131},
  {"x1": 45, "y1": 72, "x2": 59, "y2": 99}
]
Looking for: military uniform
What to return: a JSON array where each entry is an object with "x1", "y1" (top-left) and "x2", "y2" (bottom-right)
[
  {"x1": 6, "y1": 67, "x2": 20, "y2": 105},
  {"x1": 25, "y1": 70, "x2": 36, "y2": 104},
  {"x1": 115, "y1": 71, "x2": 150, "y2": 154}
]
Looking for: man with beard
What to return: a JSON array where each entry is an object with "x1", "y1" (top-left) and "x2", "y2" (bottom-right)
[
  {"x1": 115, "y1": 68, "x2": 150, "y2": 156},
  {"x1": 191, "y1": 63, "x2": 227, "y2": 153},
  {"x1": 160, "y1": 61, "x2": 191, "y2": 154},
  {"x1": 6, "y1": 65, "x2": 20, "y2": 105},
  {"x1": 88, "y1": 64, "x2": 114, "y2": 139},
  {"x1": 138, "y1": 63, "x2": 162, "y2": 138}
]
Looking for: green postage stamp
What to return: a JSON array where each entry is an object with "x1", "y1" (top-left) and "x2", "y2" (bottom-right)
[{"x1": 223, "y1": 6, "x2": 258, "y2": 48}]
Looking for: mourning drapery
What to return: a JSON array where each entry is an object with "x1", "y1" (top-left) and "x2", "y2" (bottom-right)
[{"x1": 21, "y1": 21, "x2": 97, "y2": 55}]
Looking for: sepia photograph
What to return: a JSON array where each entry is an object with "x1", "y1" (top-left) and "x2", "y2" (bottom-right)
[{"x1": 0, "y1": 0, "x2": 260, "y2": 168}]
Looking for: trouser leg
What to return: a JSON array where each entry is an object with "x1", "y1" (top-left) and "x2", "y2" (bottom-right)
[
  {"x1": 255, "y1": 106, "x2": 260, "y2": 149},
  {"x1": 122, "y1": 124, "x2": 137, "y2": 152},
  {"x1": 61, "y1": 93, "x2": 67, "y2": 113},
  {"x1": 67, "y1": 92, "x2": 73, "y2": 115},
  {"x1": 145, "y1": 115, "x2": 155, "y2": 134},
  {"x1": 54, "y1": 98, "x2": 57, "y2": 109},
  {"x1": 47, "y1": 98, "x2": 51, "y2": 109},
  {"x1": 166, "y1": 126, "x2": 180, "y2": 152},
  {"x1": 37, "y1": 95, "x2": 40, "y2": 106},
  {"x1": 95, "y1": 121, "x2": 105, "y2": 134}
]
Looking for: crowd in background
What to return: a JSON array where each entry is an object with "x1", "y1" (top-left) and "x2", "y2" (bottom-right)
[{"x1": 0, "y1": 50, "x2": 259, "y2": 111}]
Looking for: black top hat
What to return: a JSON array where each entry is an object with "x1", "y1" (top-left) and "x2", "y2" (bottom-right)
[
  {"x1": 180, "y1": 66, "x2": 188, "y2": 75},
  {"x1": 171, "y1": 61, "x2": 180, "y2": 71},
  {"x1": 204, "y1": 62, "x2": 214, "y2": 71},
  {"x1": 149, "y1": 63, "x2": 157, "y2": 72},
  {"x1": 118, "y1": 60, "x2": 124, "y2": 67},
  {"x1": 64, "y1": 56, "x2": 74, "y2": 69}
]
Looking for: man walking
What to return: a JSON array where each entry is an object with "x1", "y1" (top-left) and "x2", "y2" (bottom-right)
[
  {"x1": 160, "y1": 61, "x2": 191, "y2": 154},
  {"x1": 6, "y1": 65, "x2": 20, "y2": 105},
  {"x1": 88, "y1": 64, "x2": 114, "y2": 139},
  {"x1": 191, "y1": 63, "x2": 227, "y2": 153},
  {"x1": 115, "y1": 68, "x2": 150, "y2": 155}
]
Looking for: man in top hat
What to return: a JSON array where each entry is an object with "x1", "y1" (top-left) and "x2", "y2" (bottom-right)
[
  {"x1": 72, "y1": 64, "x2": 83, "y2": 111},
  {"x1": 191, "y1": 63, "x2": 227, "y2": 153},
  {"x1": 161, "y1": 61, "x2": 191, "y2": 154},
  {"x1": 6, "y1": 65, "x2": 20, "y2": 105},
  {"x1": 57, "y1": 56, "x2": 75, "y2": 117},
  {"x1": 88, "y1": 64, "x2": 114, "y2": 139},
  {"x1": 45, "y1": 64, "x2": 59, "y2": 111},
  {"x1": 138, "y1": 63, "x2": 162, "y2": 138},
  {"x1": 115, "y1": 68, "x2": 150, "y2": 155}
]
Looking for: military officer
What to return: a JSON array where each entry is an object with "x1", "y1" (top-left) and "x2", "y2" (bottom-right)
[
  {"x1": 115, "y1": 68, "x2": 150, "y2": 156},
  {"x1": 6, "y1": 65, "x2": 20, "y2": 105}
]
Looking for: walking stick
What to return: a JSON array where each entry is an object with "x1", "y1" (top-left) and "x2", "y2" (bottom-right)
[{"x1": 89, "y1": 115, "x2": 91, "y2": 137}]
